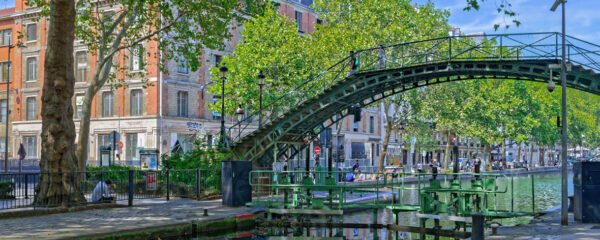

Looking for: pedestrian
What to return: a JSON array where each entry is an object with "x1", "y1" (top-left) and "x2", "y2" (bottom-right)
[
  {"x1": 347, "y1": 50, "x2": 359, "y2": 77},
  {"x1": 417, "y1": 162, "x2": 423, "y2": 173},
  {"x1": 378, "y1": 45, "x2": 386, "y2": 69},
  {"x1": 352, "y1": 160, "x2": 360, "y2": 172},
  {"x1": 92, "y1": 179, "x2": 114, "y2": 202}
]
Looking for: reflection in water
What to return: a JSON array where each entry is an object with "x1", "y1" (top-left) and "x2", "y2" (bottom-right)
[{"x1": 193, "y1": 172, "x2": 570, "y2": 240}]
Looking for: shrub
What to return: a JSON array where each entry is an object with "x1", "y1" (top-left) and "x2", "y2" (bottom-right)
[{"x1": 0, "y1": 180, "x2": 15, "y2": 199}]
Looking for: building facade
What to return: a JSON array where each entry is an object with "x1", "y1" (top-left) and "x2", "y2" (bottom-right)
[{"x1": 0, "y1": 0, "x2": 387, "y2": 169}]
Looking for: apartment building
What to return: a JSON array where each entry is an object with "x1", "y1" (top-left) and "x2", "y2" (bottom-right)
[{"x1": 0, "y1": 0, "x2": 386, "y2": 169}]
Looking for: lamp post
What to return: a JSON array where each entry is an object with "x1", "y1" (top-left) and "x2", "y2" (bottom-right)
[
  {"x1": 550, "y1": 0, "x2": 568, "y2": 226},
  {"x1": 235, "y1": 104, "x2": 244, "y2": 139},
  {"x1": 257, "y1": 71, "x2": 265, "y2": 129},
  {"x1": 3, "y1": 43, "x2": 25, "y2": 173},
  {"x1": 219, "y1": 65, "x2": 228, "y2": 148}
]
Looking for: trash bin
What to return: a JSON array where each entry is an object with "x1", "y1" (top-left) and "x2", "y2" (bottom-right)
[{"x1": 573, "y1": 161, "x2": 600, "y2": 223}]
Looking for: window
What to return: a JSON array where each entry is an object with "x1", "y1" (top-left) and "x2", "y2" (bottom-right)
[
  {"x1": 207, "y1": 135, "x2": 213, "y2": 148},
  {"x1": 24, "y1": 136, "x2": 37, "y2": 157},
  {"x1": 0, "y1": 62, "x2": 10, "y2": 83},
  {"x1": 214, "y1": 54, "x2": 222, "y2": 67},
  {"x1": 26, "y1": 57, "x2": 37, "y2": 81},
  {"x1": 26, "y1": 24, "x2": 36, "y2": 42},
  {"x1": 126, "y1": 133, "x2": 142, "y2": 160},
  {"x1": 130, "y1": 44, "x2": 143, "y2": 71},
  {"x1": 295, "y1": 11, "x2": 303, "y2": 32},
  {"x1": 177, "y1": 134, "x2": 193, "y2": 152},
  {"x1": 177, "y1": 91, "x2": 188, "y2": 117},
  {"x1": 75, "y1": 95, "x2": 84, "y2": 119},
  {"x1": 102, "y1": 92, "x2": 113, "y2": 117},
  {"x1": 75, "y1": 51, "x2": 87, "y2": 82},
  {"x1": 26, "y1": 97, "x2": 36, "y2": 120},
  {"x1": 353, "y1": 122, "x2": 359, "y2": 132},
  {"x1": 130, "y1": 90, "x2": 143, "y2": 116},
  {"x1": 369, "y1": 116, "x2": 375, "y2": 134},
  {"x1": 97, "y1": 134, "x2": 110, "y2": 153},
  {"x1": 177, "y1": 55, "x2": 188, "y2": 74},
  {"x1": 212, "y1": 96, "x2": 221, "y2": 119},
  {"x1": 0, "y1": 99, "x2": 6, "y2": 123},
  {"x1": 1, "y1": 29, "x2": 10, "y2": 46},
  {"x1": 0, "y1": 137, "x2": 5, "y2": 153}
]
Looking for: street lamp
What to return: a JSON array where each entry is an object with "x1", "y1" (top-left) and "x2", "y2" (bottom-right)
[
  {"x1": 235, "y1": 104, "x2": 244, "y2": 139},
  {"x1": 3, "y1": 43, "x2": 25, "y2": 173},
  {"x1": 219, "y1": 65, "x2": 228, "y2": 148},
  {"x1": 550, "y1": 0, "x2": 569, "y2": 226},
  {"x1": 257, "y1": 71, "x2": 265, "y2": 129}
]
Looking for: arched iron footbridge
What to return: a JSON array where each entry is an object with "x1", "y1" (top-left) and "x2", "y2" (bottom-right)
[{"x1": 227, "y1": 32, "x2": 600, "y2": 164}]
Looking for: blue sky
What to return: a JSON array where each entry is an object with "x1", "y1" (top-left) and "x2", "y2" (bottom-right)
[{"x1": 413, "y1": 0, "x2": 600, "y2": 43}]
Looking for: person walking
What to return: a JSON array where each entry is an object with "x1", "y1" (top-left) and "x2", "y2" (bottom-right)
[
  {"x1": 378, "y1": 45, "x2": 386, "y2": 69},
  {"x1": 347, "y1": 50, "x2": 359, "y2": 77}
]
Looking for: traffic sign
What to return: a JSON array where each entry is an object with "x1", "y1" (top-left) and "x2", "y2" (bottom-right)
[
  {"x1": 118, "y1": 141, "x2": 124, "y2": 150},
  {"x1": 314, "y1": 146, "x2": 321, "y2": 155}
]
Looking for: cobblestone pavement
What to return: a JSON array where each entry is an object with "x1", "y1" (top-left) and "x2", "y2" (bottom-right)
[
  {"x1": 0, "y1": 199, "x2": 264, "y2": 240},
  {"x1": 489, "y1": 208, "x2": 600, "y2": 240}
]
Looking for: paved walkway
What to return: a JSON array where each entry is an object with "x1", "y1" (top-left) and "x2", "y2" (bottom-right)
[
  {"x1": 0, "y1": 199, "x2": 264, "y2": 240},
  {"x1": 489, "y1": 207, "x2": 600, "y2": 240}
]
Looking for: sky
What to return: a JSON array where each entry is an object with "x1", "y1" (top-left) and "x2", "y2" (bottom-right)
[{"x1": 412, "y1": 0, "x2": 600, "y2": 44}]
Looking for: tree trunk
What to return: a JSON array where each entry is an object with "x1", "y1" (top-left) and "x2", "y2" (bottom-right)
[
  {"x1": 502, "y1": 140, "x2": 507, "y2": 168},
  {"x1": 539, "y1": 145, "x2": 545, "y2": 167},
  {"x1": 443, "y1": 130, "x2": 451, "y2": 171},
  {"x1": 36, "y1": 0, "x2": 86, "y2": 206},
  {"x1": 517, "y1": 143, "x2": 521, "y2": 163},
  {"x1": 529, "y1": 141, "x2": 535, "y2": 167},
  {"x1": 379, "y1": 102, "x2": 393, "y2": 173},
  {"x1": 379, "y1": 122, "x2": 392, "y2": 173},
  {"x1": 75, "y1": 83, "x2": 99, "y2": 170}
]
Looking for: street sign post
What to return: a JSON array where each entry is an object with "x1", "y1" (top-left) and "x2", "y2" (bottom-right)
[{"x1": 314, "y1": 146, "x2": 321, "y2": 155}]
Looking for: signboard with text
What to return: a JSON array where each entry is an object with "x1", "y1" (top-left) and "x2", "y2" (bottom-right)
[{"x1": 146, "y1": 171, "x2": 157, "y2": 191}]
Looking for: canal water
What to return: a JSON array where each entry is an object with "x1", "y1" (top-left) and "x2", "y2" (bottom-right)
[{"x1": 195, "y1": 171, "x2": 572, "y2": 240}]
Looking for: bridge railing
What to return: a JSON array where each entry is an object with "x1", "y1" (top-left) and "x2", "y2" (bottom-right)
[
  {"x1": 229, "y1": 32, "x2": 600, "y2": 146},
  {"x1": 248, "y1": 170, "x2": 522, "y2": 213}
]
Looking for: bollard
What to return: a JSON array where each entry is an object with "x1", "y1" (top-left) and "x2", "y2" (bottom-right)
[
  {"x1": 203, "y1": 208, "x2": 208, "y2": 216},
  {"x1": 128, "y1": 170, "x2": 134, "y2": 206},
  {"x1": 471, "y1": 214, "x2": 485, "y2": 240},
  {"x1": 196, "y1": 169, "x2": 201, "y2": 200},
  {"x1": 191, "y1": 221, "x2": 198, "y2": 237},
  {"x1": 166, "y1": 169, "x2": 170, "y2": 201},
  {"x1": 490, "y1": 223, "x2": 500, "y2": 235}
]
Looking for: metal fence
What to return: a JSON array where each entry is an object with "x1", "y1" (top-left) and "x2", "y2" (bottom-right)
[{"x1": 0, "y1": 169, "x2": 220, "y2": 210}]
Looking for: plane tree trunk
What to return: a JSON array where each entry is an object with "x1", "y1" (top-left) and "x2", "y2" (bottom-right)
[{"x1": 36, "y1": 0, "x2": 86, "y2": 206}]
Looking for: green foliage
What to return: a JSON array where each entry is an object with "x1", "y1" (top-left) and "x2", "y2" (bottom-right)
[
  {"x1": 0, "y1": 181, "x2": 15, "y2": 199},
  {"x1": 209, "y1": 0, "x2": 449, "y2": 118},
  {"x1": 162, "y1": 140, "x2": 231, "y2": 170},
  {"x1": 462, "y1": 0, "x2": 520, "y2": 30}
]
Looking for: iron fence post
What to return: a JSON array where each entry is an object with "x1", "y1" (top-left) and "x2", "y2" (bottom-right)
[
  {"x1": 128, "y1": 170, "x2": 134, "y2": 206},
  {"x1": 166, "y1": 169, "x2": 170, "y2": 201},
  {"x1": 24, "y1": 173, "x2": 28, "y2": 199},
  {"x1": 196, "y1": 169, "x2": 201, "y2": 200},
  {"x1": 448, "y1": 37, "x2": 452, "y2": 62}
]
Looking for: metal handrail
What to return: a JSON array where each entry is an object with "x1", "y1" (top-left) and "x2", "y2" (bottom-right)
[{"x1": 228, "y1": 32, "x2": 600, "y2": 146}]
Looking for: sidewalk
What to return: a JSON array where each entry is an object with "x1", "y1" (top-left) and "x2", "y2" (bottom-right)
[
  {"x1": 489, "y1": 206, "x2": 600, "y2": 239},
  {"x1": 0, "y1": 199, "x2": 264, "y2": 240}
]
